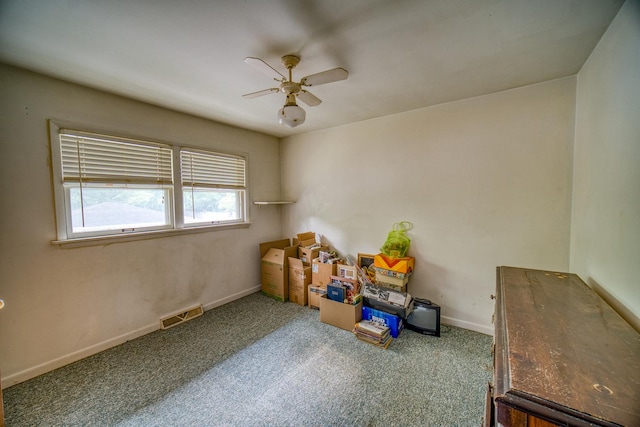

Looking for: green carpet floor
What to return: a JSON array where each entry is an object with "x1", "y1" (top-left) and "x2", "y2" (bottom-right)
[{"x1": 3, "y1": 292, "x2": 492, "y2": 426}]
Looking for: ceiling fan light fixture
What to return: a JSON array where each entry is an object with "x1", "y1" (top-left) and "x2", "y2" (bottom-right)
[
  {"x1": 278, "y1": 93, "x2": 305, "y2": 127},
  {"x1": 278, "y1": 104, "x2": 305, "y2": 127}
]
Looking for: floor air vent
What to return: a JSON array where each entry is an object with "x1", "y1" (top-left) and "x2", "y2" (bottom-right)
[{"x1": 160, "y1": 305, "x2": 203, "y2": 330}]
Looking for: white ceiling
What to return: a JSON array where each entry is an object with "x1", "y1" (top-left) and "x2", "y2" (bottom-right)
[{"x1": 0, "y1": 0, "x2": 625, "y2": 138}]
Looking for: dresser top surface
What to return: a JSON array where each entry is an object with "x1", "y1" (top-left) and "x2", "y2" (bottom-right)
[{"x1": 495, "y1": 266, "x2": 640, "y2": 426}]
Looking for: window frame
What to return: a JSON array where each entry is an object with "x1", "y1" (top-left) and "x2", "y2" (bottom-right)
[
  {"x1": 62, "y1": 182, "x2": 175, "y2": 238},
  {"x1": 48, "y1": 121, "x2": 251, "y2": 247},
  {"x1": 180, "y1": 148, "x2": 247, "y2": 228}
]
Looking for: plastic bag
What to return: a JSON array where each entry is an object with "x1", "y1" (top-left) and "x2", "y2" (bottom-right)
[{"x1": 380, "y1": 221, "x2": 413, "y2": 258}]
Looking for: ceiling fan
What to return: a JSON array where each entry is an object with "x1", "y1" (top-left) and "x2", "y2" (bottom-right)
[{"x1": 242, "y1": 55, "x2": 348, "y2": 128}]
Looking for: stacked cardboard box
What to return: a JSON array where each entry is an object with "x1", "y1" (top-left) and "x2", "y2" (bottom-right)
[
  {"x1": 297, "y1": 232, "x2": 329, "y2": 265},
  {"x1": 317, "y1": 252, "x2": 365, "y2": 331},
  {"x1": 259, "y1": 239, "x2": 298, "y2": 302},
  {"x1": 260, "y1": 232, "x2": 340, "y2": 308},
  {"x1": 353, "y1": 253, "x2": 418, "y2": 339},
  {"x1": 259, "y1": 234, "x2": 420, "y2": 342},
  {"x1": 288, "y1": 258, "x2": 311, "y2": 306},
  {"x1": 373, "y1": 253, "x2": 414, "y2": 292},
  {"x1": 308, "y1": 284, "x2": 327, "y2": 309}
]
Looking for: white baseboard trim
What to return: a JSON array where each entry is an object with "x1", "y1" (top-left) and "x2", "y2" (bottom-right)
[
  {"x1": 202, "y1": 285, "x2": 261, "y2": 311},
  {"x1": 2, "y1": 322, "x2": 158, "y2": 388},
  {"x1": 2, "y1": 286, "x2": 262, "y2": 388},
  {"x1": 441, "y1": 315, "x2": 494, "y2": 336}
]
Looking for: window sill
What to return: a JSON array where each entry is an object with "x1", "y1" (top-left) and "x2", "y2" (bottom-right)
[{"x1": 51, "y1": 221, "x2": 252, "y2": 249}]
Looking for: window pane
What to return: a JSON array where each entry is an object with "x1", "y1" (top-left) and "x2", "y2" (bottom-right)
[
  {"x1": 183, "y1": 188, "x2": 242, "y2": 224},
  {"x1": 69, "y1": 186, "x2": 171, "y2": 233}
]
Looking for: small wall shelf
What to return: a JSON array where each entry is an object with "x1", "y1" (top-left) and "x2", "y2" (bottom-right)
[{"x1": 253, "y1": 201, "x2": 295, "y2": 205}]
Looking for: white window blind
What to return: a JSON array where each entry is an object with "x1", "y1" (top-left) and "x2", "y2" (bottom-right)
[
  {"x1": 180, "y1": 149, "x2": 246, "y2": 189},
  {"x1": 60, "y1": 131, "x2": 173, "y2": 185}
]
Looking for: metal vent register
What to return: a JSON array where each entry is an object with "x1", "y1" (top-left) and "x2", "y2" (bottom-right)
[{"x1": 160, "y1": 305, "x2": 203, "y2": 329}]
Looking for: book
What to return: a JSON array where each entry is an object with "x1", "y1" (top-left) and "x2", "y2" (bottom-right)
[
  {"x1": 353, "y1": 320, "x2": 392, "y2": 349},
  {"x1": 356, "y1": 333, "x2": 393, "y2": 349},
  {"x1": 355, "y1": 320, "x2": 389, "y2": 337}
]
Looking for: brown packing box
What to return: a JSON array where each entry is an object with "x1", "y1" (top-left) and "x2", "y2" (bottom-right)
[
  {"x1": 296, "y1": 231, "x2": 328, "y2": 264},
  {"x1": 298, "y1": 244, "x2": 329, "y2": 265},
  {"x1": 377, "y1": 282, "x2": 407, "y2": 293},
  {"x1": 297, "y1": 231, "x2": 317, "y2": 248},
  {"x1": 260, "y1": 239, "x2": 297, "y2": 302},
  {"x1": 373, "y1": 253, "x2": 415, "y2": 274},
  {"x1": 288, "y1": 257, "x2": 311, "y2": 306},
  {"x1": 319, "y1": 295, "x2": 363, "y2": 331},
  {"x1": 375, "y1": 270, "x2": 409, "y2": 291},
  {"x1": 311, "y1": 258, "x2": 337, "y2": 286},
  {"x1": 308, "y1": 284, "x2": 327, "y2": 309}
]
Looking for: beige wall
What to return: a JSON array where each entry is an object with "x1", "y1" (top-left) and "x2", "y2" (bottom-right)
[
  {"x1": 0, "y1": 64, "x2": 282, "y2": 386},
  {"x1": 572, "y1": 0, "x2": 640, "y2": 330},
  {"x1": 281, "y1": 77, "x2": 577, "y2": 334}
]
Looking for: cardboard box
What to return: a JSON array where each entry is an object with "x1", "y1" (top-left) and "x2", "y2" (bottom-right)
[
  {"x1": 362, "y1": 306, "x2": 404, "y2": 338},
  {"x1": 289, "y1": 258, "x2": 311, "y2": 306},
  {"x1": 374, "y1": 266, "x2": 411, "y2": 280},
  {"x1": 376, "y1": 281, "x2": 407, "y2": 293},
  {"x1": 319, "y1": 296, "x2": 363, "y2": 331},
  {"x1": 330, "y1": 275, "x2": 361, "y2": 304},
  {"x1": 297, "y1": 231, "x2": 318, "y2": 248},
  {"x1": 311, "y1": 258, "x2": 337, "y2": 286},
  {"x1": 260, "y1": 239, "x2": 297, "y2": 302},
  {"x1": 298, "y1": 244, "x2": 329, "y2": 265},
  {"x1": 308, "y1": 284, "x2": 326, "y2": 309},
  {"x1": 375, "y1": 269, "x2": 409, "y2": 291},
  {"x1": 374, "y1": 254, "x2": 415, "y2": 274}
]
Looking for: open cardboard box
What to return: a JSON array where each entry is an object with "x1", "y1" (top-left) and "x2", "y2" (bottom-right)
[
  {"x1": 296, "y1": 231, "x2": 328, "y2": 264},
  {"x1": 319, "y1": 295, "x2": 363, "y2": 331},
  {"x1": 260, "y1": 239, "x2": 297, "y2": 302},
  {"x1": 297, "y1": 231, "x2": 317, "y2": 248},
  {"x1": 311, "y1": 257, "x2": 337, "y2": 286}
]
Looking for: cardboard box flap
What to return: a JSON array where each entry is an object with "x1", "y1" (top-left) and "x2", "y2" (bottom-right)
[
  {"x1": 262, "y1": 247, "x2": 287, "y2": 265},
  {"x1": 297, "y1": 231, "x2": 318, "y2": 248},
  {"x1": 259, "y1": 238, "x2": 292, "y2": 258}
]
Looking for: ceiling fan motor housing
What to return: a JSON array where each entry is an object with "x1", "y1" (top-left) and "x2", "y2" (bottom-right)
[{"x1": 280, "y1": 81, "x2": 301, "y2": 94}]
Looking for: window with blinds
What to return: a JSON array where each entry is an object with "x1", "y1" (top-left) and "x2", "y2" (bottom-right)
[
  {"x1": 180, "y1": 149, "x2": 246, "y2": 226},
  {"x1": 50, "y1": 126, "x2": 248, "y2": 241},
  {"x1": 59, "y1": 133, "x2": 173, "y2": 185}
]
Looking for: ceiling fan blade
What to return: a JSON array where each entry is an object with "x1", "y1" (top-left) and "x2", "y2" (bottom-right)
[
  {"x1": 297, "y1": 90, "x2": 322, "y2": 106},
  {"x1": 300, "y1": 67, "x2": 348, "y2": 86},
  {"x1": 242, "y1": 88, "x2": 279, "y2": 98},
  {"x1": 244, "y1": 57, "x2": 285, "y2": 82}
]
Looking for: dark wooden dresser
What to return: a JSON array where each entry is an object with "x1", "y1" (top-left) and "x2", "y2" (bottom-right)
[{"x1": 488, "y1": 266, "x2": 640, "y2": 426}]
